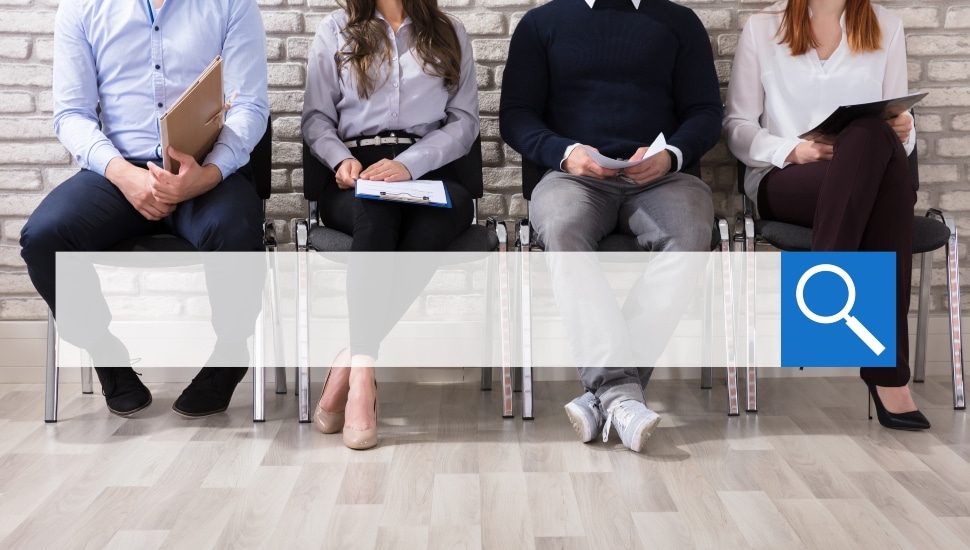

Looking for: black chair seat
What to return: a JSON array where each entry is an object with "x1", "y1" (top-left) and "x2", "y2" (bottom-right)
[
  {"x1": 757, "y1": 216, "x2": 950, "y2": 254},
  {"x1": 913, "y1": 215, "x2": 952, "y2": 253},
  {"x1": 755, "y1": 219, "x2": 812, "y2": 251}
]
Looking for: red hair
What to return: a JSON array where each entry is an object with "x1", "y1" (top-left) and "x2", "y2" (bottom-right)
[{"x1": 777, "y1": 0, "x2": 882, "y2": 56}]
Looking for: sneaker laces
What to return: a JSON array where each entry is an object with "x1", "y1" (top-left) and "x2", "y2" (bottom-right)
[{"x1": 601, "y1": 401, "x2": 636, "y2": 443}]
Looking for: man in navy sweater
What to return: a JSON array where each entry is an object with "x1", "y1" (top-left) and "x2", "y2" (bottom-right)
[{"x1": 500, "y1": 0, "x2": 722, "y2": 452}]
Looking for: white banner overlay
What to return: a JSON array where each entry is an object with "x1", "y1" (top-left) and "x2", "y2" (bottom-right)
[{"x1": 47, "y1": 250, "x2": 793, "y2": 369}]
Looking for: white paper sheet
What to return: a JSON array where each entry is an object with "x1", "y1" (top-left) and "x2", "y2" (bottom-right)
[
  {"x1": 581, "y1": 133, "x2": 667, "y2": 170},
  {"x1": 355, "y1": 179, "x2": 450, "y2": 206}
]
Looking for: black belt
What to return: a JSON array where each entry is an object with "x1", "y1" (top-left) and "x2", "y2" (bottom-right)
[{"x1": 343, "y1": 135, "x2": 418, "y2": 148}]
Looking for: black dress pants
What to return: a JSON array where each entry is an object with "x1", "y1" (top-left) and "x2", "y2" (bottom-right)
[
  {"x1": 20, "y1": 166, "x2": 265, "y2": 363},
  {"x1": 757, "y1": 117, "x2": 916, "y2": 387},
  {"x1": 318, "y1": 143, "x2": 474, "y2": 358}
]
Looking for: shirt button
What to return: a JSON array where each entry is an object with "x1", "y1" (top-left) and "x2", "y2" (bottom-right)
[
  {"x1": 154, "y1": 64, "x2": 160, "y2": 70},
  {"x1": 157, "y1": 102, "x2": 163, "y2": 108},
  {"x1": 154, "y1": 26, "x2": 159, "y2": 31},
  {"x1": 393, "y1": 82, "x2": 399, "y2": 88},
  {"x1": 391, "y1": 112, "x2": 398, "y2": 118}
]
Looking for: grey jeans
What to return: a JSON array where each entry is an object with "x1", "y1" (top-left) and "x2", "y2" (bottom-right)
[{"x1": 529, "y1": 170, "x2": 714, "y2": 411}]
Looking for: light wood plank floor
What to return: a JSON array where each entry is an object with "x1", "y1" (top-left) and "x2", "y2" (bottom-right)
[{"x1": 1, "y1": 375, "x2": 969, "y2": 549}]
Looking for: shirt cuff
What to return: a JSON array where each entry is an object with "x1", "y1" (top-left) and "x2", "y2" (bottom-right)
[
  {"x1": 665, "y1": 145, "x2": 683, "y2": 172},
  {"x1": 88, "y1": 141, "x2": 125, "y2": 177},
  {"x1": 203, "y1": 142, "x2": 236, "y2": 180},
  {"x1": 560, "y1": 143, "x2": 582, "y2": 171},
  {"x1": 771, "y1": 139, "x2": 803, "y2": 169}
]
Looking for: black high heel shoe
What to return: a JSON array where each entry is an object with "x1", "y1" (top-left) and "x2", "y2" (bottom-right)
[{"x1": 867, "y1": 384, "x2": 931, "y2": 430}]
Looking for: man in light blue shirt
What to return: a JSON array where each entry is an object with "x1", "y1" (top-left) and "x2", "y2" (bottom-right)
[{"x1": 20, "y1": 0, "x2": 269, "y2": 418}]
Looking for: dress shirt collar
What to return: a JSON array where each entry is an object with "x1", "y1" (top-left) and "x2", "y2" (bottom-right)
[
  {"x1": 585, "y1": 0, "x2": 641, "y2": 9},
  {"x1": 375, "y1": 10, "x2": 412, "y2": 31}
]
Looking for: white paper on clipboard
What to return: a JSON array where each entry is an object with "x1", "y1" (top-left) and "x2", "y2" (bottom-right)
[
  {"x1": 355, "y1": 179, "x2": 450, "y2": 206},
  {"x1": 582, "y1": 133, "x2": 667, "y2": 170}
]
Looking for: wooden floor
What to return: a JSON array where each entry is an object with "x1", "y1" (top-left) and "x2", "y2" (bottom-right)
[{"x1": 1, "y1": 375, "x2": 969, "y2": 549}]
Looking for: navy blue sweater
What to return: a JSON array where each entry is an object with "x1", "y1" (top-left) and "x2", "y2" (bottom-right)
[{"x1": 499, "y1": 0, "x2": 723, "y2": 174}]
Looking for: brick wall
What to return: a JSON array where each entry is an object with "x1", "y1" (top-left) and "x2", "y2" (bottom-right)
[{"x1": 0, "y1": 0, "x2": 968, "y2": 321}]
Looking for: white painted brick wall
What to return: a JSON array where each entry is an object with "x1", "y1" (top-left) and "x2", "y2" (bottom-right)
[{"x1": 0, "y1": 0, "x2": 968, "y2": 321}]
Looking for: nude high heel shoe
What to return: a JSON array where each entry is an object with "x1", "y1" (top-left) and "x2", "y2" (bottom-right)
[
  {"x1": 313, "y1": 349, "x2": 349, "y2": 434},
  {"x1": 343, "y1": 380, "x2": 379, "y2": 450}
]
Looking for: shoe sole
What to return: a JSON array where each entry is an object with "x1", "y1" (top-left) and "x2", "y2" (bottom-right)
[
  {"x1": 107, "y1": 396, "x2": 153, "y2": 417},
  {"x1": 171, "y1": 404, "x2": 229, "y2": 419},
  {"x1": 564, "y1": 402, "x2": 598, "y2": 443},
  {"x1": 629, "y1": 413, "x2": 662, "y2": 453}
]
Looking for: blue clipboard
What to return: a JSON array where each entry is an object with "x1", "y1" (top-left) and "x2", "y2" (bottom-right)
[{"x1": 354, "y1": 180, "x2": 453, "y2": 208}]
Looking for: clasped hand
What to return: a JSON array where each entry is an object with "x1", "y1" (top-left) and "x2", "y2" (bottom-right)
[
  {"x1": 334, "y1": 157, "x2": 411, "y2": 189},
  {"x1": 147, "y1": 147, "x2": 222, "y2": 205}
]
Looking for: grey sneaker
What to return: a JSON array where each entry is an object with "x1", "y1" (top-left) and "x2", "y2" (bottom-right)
[
  {"x1": 564, "y1": 392, "x2": 604, "y2": 443},
  {"x1": 602, "y1": 399, "x2": 661, "y2": 453}
]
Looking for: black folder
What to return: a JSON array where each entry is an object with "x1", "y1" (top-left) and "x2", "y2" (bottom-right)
[{"x1": 799, "y1": 92, "x2": 927, "y2": 144}]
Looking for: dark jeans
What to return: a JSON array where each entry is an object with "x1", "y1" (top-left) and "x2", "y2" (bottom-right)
[
  {"x1": 757, "y1": 117, "x2": 916, "y2": 387},
  {"x1": 20, "y1": 167, "x2": 265, "y2": 362},
  {"x1": 318, "y1": 143, "x2": 474, "y2": 358}
]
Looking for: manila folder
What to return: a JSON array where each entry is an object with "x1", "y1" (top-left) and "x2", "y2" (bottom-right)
[{"x1": 158, "y1": 56, "x2": 224, "y2": 173}]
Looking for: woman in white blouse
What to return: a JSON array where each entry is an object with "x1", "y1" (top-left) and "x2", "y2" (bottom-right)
[
  {"x1": 724, "y1": 0, "x2": 927, "y2": 430},
  {"x1": 302, "y1": 0, "x2": 479, "y2": 449}
]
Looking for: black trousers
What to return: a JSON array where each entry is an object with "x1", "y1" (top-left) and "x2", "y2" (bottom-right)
[
  {"x1": 757, "y1": 117, "x2": 916, "y2": 387},
  {"x1": 318, "y1": 144, "x2": 474, "y2": 358},
  {"x1": 20, "y1": 167, "x2": 265, "y2": 363}
]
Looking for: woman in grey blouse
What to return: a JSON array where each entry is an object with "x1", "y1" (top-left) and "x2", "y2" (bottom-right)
[{"x1": 302, "y1": 0, "x2": 479, "y2": 449}]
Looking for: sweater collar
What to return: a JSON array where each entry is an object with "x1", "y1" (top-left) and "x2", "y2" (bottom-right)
[{"x1": 585, "y1": 0, "x2": 641, "y2": 9}]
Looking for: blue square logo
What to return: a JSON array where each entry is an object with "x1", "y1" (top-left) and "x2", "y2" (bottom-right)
[{"x1": 781, "y1": 252, "x2": 896, "y2": 368}]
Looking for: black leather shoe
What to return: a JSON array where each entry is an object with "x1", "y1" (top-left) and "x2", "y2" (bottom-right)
[
  {"x1": 94, "y1": 367, "x2": 152, "y2": 416},
  {"x1": 172, "y1": 367, "x2": 249, "y2": 418},
  {"x1": 868, "y1": 384, "x2": 931, "y2": 430}
]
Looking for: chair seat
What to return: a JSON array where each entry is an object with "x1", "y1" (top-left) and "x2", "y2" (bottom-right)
[
  {"x1": 308, "y1": 223, "x2": 499, "y2": 256},
  {"x1": 757, "y1": 216, "x2": 951, "y2": 254}
]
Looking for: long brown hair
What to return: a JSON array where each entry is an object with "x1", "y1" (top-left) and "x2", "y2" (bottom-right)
[
  {"x1": 776, "y1": 0, "x2": 881, "y2": 56},
  {"x1": 336, "y1": 0, "x2": 462, "y2": 99}
]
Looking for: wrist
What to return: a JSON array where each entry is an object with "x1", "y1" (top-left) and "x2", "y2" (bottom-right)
[
  {"x1": 203, "y1": 163, "x2": 223, "y2": 186},
  {"x1": 665, "y1": 149, "x2": 677, "y2": 173}
]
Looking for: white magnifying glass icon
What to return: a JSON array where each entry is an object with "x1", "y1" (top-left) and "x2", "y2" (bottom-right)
[{"x1": 795, "y1": 263, "x2": 886, "y2": 356}]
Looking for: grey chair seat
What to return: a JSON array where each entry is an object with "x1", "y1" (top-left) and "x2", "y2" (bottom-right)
[{"x1": 757, "y1": 216, "x2": 951, "y2": 254}]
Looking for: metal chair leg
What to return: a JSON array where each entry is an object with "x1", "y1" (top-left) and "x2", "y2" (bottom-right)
[
  {"x1": 914, "y1": 250, "x2": 931, "y2": 383},
  {"x1": 253, "y1": 308, "x2": 266, "y2": 422},
  {"x1": 741, "y1": 217, "x2": 757, "y2": 413},
  {"x1": 481, "y1": 220, "x2": 497, "y2": 391},
  {"x1": 81, "y1": 355, "x2": 93, "y2": 394},
  {"x1": 296, "y1": 220, "x2": 312, "y2": 422},
  {"x1": 518, "y1": 220, "x2": 533, "y2": 419},
  {"x1": 940, "y1": 211, "x2": 965, "y2": 409},
  {"x1": 266, "y1": 234, "x2": 287, "y2": 395},
  {"x1": 718, "y1": 219, "x2": 739, "y2": 411},
  {"x1": 701, "y1": 239, "x2": 714, "y2": 390},
  {"x1": 45, "y1": 310, "x2": 59, "y2": 423}
]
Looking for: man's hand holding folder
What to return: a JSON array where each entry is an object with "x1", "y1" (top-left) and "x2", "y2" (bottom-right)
[{"x1": 148, "y1": 147, "x2": 223, "y2": 204}]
